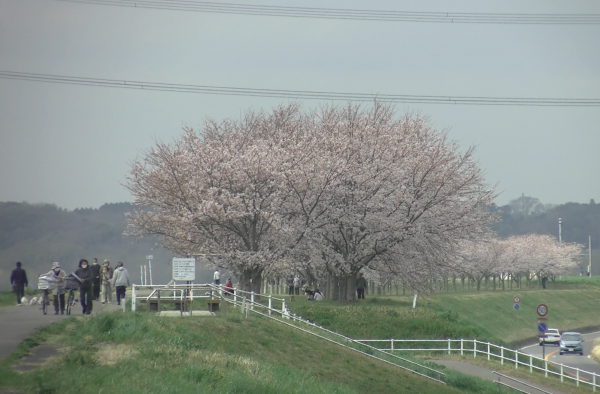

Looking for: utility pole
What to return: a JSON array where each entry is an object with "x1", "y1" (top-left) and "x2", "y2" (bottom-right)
[{"x1": 558, "y1": 218, "x2": 562, "y2": 243}]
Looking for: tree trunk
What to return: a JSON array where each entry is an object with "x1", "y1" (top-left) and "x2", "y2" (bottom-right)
[{"x1": 238, "y1": 267, "x2": 263, "y2": 301}]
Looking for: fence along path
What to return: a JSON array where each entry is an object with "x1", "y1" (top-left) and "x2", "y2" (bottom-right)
[{"x1": 131, "y1": 283, "x2": 446, "y2": 384}]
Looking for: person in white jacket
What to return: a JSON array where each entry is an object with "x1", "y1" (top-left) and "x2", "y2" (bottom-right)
[{"x1": 111, "y1": 262, "x2": 130, "y2": 306}]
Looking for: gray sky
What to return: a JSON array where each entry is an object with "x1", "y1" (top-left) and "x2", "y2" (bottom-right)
[{"x1": 1, "y1": 0, "x2": 599, "y2": 210}]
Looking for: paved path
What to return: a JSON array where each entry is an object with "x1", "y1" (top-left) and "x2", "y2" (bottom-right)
[
  {"x1": 433, "y1": 360, "x2": 570, "y2": 394},
  {"x1": 0, "y1": 298, "x2": 124, "y2": 361}
]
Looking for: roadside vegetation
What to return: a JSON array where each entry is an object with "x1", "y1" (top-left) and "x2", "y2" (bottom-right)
[
  {"x1": 0, "y1": 311, "x2": 513, "y2": 394},
  {"x1": 286, "y1": 278, "x2": 600, "y2": 346}
]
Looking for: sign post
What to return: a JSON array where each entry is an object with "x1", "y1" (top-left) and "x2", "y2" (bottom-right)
[
  {"x1": 146, "y1": 255, "x2": 153, "y2": 286},
  {"x1": 536, "y1": 304, "x2": 549, "y2": 359},
  {"x1": 513, "y1": 295, "x2": 520, "y2": 311}
]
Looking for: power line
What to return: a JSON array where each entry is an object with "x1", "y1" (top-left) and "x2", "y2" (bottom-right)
[
  {"x1": 53, "y1": 0, "x2": 600, "y2": 25},
  {"x1": 1, "y1": 70, "x2": 598, "y2": 107}
]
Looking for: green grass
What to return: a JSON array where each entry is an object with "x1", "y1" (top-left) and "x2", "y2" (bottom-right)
[
  {"x1": 0, "y1": 289, "x2": 41, "y2": 308},
  {"x1": 0, "y1": 311, "x2": 518, "y2": 394},
  {"x1": 286, "y1": 277, "x2": 600, "y2": 346}
]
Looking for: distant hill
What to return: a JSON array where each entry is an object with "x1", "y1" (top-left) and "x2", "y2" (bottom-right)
[{"x1": 0, "y1": 202, "x2": 215, "y2": 290}]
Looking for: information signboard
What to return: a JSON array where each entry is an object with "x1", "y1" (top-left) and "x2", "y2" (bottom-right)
[{"x1": 172, "y1": 258, "x2": 195, "y2": 281}]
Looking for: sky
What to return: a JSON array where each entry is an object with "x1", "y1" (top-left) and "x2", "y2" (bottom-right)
[{"x1": 0, "y1": 0, "x2": 599, "y2": 210}]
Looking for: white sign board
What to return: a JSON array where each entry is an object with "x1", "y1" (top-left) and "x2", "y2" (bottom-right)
[
  {"x1": 146, "y1": 255, "x2": 153, "y2": 260},
  {"x1": 172, "y1": 258, "x2": 195, "y2": 281}
]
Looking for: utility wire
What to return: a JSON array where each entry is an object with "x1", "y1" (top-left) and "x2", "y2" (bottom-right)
[
  {"x1": 1, "y1": 70, "x2": 598, "y2": 107},
  {"x1": 52, "y1": 0, "x2": 600, "y2": 25}
]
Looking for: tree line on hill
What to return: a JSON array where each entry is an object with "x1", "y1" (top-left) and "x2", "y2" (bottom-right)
[{"x1": 0, "y1": 202, "x2": 215, "y2": 291}]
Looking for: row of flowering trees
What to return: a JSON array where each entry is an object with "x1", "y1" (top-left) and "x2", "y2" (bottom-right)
[{"x1": 125, "y1": 103, "x2": 578, "y2": 301}]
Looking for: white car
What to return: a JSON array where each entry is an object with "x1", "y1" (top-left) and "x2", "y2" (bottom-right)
[{"x1": 539, "y1": 328, "x2": 561, "y2": 346}]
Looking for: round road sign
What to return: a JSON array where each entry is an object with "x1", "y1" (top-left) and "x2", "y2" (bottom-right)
[
  {"x1": 536, "y1": 304, "x2": 548, "y2": 317},
  {"x1": 513, "y1": 295, "x2": 520, "y2": 304},
  {"x1": 537, "y1": 322, "x2": 547, "y2": 334},
  {"x1": 513, "y1": 304, "x2": 520, "y2": 310}
]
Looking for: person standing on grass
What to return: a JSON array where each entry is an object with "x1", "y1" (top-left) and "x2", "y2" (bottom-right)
[
  {"x1": 44, "y1": 262, "x2": 66, "y2": 315},
  {"x1": 101, "y1": 266, "x2": 112, "y2": 304},
  {"x1": 293, "y1": 275, "x2": 301, "y2": 296},
  {"x1": 10, "y1": 262, "x2": 28, "y2": 306},
  {"x1": 75, "y1": 259, "x2": 93, "y2": 314},
  {"x1": 91, "y1": 258, "x2": 101, "y2": 301},
  {"x1": 287, "y1": 275, "x2": 294, "y2": 297},
  {"x1": 213, "y1": 269, "x2": 221, "y2": 286},
  {"x1": 112, "y1": 261, "x2": 130, "y2": 306},
  {"x1": 356, "y1": 273, "x2": 367, "y2": 300}
]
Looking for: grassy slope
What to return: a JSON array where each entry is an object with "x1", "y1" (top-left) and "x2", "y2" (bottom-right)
[
  {"x1": 0, "y1": 311, "x2": 512, "y2": 394},
  {"x1": 287, "y1": 278, "x2": 600, "y2": 345}
]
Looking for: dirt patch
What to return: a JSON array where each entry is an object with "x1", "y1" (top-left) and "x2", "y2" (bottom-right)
[
  {"x1": 13, "y1": 344, "x2": 67, "y2": 372},
  {"x1": 95, "y1": 343, "x2": 138, "y2": 365}
]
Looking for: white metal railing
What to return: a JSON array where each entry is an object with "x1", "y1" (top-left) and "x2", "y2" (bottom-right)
[
  {"x1": 129, "y1": 282, "x2": 445, "y2": 384},
  {"x1": 493, "y1": 371, "x2": 552, "y2": 394},
  {"x1": 216, "y1": 290, "x2": 445, "y2": 384},
  {"x1": 355, "y1": 338, "x2": 599, "y2": 392}
]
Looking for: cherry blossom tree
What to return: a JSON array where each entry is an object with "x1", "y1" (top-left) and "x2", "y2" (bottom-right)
[{"x1": 125, "y1": 103, "x2": 498, "y2": 301}]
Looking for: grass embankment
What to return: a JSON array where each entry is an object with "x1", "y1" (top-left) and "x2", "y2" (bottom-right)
[
  {"x1": 0, "y1": 311, "x2": 516, "y2": 394},
  {"x1": 287, "y1": 278, "x2": 600, "y2": 346}
]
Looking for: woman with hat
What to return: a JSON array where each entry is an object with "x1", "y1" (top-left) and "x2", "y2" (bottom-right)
[{"x1": 43, "y1": 262, "x2": 67, "y2": 315}]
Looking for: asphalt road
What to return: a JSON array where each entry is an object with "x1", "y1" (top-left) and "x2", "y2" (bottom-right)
[
  {"x1": 520, "y1": 331, "x2": 600, "y2": 382},
  {"x1": 0, "y1": 298, "x2": 123, "y2": 361}
]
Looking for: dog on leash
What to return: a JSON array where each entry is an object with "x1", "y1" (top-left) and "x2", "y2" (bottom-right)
[{"x1": 29, "y1": 297, "x2": 38, "y2": 306}]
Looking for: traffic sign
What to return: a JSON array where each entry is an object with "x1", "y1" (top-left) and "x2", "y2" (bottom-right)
[
  {"x1": 513, "y1": 295, "x2": 520, "y2": 304},
  {"x1": 146, "y1": 255, "x2": 153, "y2": 260},
  {"x1": 537, "y1": 322, "x2": 547, "y2": 334},
  {"x1": 536, "y1": 304, "x2": 548, "y2": 317},
  {"x1": 513, "y1": 304, "x2": 520, "y2": 310}
]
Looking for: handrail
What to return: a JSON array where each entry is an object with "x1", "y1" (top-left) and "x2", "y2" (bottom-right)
[
  {"x1": 216, "y1": 287, "x2": 444, "y2": 382},
  {"x1": 493, "y1": 371, "x2": 553, "y2": 394}
]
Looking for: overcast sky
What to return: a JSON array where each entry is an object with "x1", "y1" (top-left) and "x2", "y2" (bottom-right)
[{"x1": 1, "y1": 0, "x2": 599, "y2": 210}]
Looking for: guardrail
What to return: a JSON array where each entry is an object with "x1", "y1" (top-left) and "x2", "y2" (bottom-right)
[{"x1": 355, "y1": 338, "x2": 599, "y2": 392}]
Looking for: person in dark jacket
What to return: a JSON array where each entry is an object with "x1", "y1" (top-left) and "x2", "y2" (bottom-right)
[
  {"x1": 10, "y1": 262, "x2": 28, "y2": 306},
  {"x1": 75, "y1": 259, "x2": 93, "y2": 314},
  {"x1": 91, "y1": 258, "x2": 101, "y2": 300},
  {"x1": 356, "y1": 273, "x2": 367, "y2": 300}
]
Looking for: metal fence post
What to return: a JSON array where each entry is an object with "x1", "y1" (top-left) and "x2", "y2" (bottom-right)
[
  {"x1": 577, "y1": 369, "x2": 580, "y2": 387},
  {"x1": 460, "y1": 339, "x2": 463, "y2": 356},
  {"x1": 560, "y1": 364, "x2": 563, "y2": 382},
  {"x1": 474, "y1": 340, "x2": 476, "y2": 358},
  {"x1": 251, "y1": 292, "x2": 255, "y2": 310},
  {"x1": 132, "y1": 285, "x2": 136, "y2": 312},
  {"x1": 391, "y1": 339, "x2": 394, "y2": 351},
  {"x1": 448, "y1": 339, "x2": 451, "y2": 355},
  {"x1": 501, "y1": 347, "x2": 504, "y2": 365},
  {"x1": 487, "y1": 342, "x2": 490, "y2": 360},
  {"x1": 529, "y1": 355, "x2": 532, "y2": 373},
  {"x1": 268, "y1": 294, "x2": 272, "y2": 316},
  {"x1": 282, "y1": 300, "x2": 286, "y2": 316},
  {"x1": 515, "y1": 351, "x2": 518, "y2": 369},
  {"x1": 593, "y1": 373, "x2": 596, "y2": 392},
  {"x1": 233, "y1": 289, "x2": 237, "y2": 305}
]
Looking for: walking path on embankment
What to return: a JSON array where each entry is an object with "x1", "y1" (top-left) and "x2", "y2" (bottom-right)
[{"x1": 0, "y1": 299, "x2": 123, "y2": 361}]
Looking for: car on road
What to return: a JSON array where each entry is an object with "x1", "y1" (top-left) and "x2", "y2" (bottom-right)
[
  {"x1": 559, "y1": 332, "x2": 584, "y2": 355},
  {"x1": 539, "y1": 328, "x2": 561, "y2": 346}
]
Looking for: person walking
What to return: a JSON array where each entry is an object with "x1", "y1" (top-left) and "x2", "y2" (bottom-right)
[
  {"x1": 75, "y1": 259, "x2": 93, "y2": 314},
  {"x1": 101, "y1": 266, "x2": 112, "y2": 304},
  {"x1": 224, "y1": 277, "x2": 233, "y2": 296},
  {"x1": 112, "y1": 262, "x2": 130, "y2": 306},
  {"x1": 91, "y1": 258, "x2": 101, "y2": 301},
  {"x1": 44, "y1": 262, "x2": 66, "y2": 315},
  {"x1": 103, "y1": 260, "x2": 114, "y2": 279},
  {"x1": 356, "y1": 273, "x2": 367, "y2": 300},
  {"x1": 10, "y1": 262, "x2": 28, "y2": 306},
  {"x1": 213, "y1": 269, "x2": 221, "y2": 285}
]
